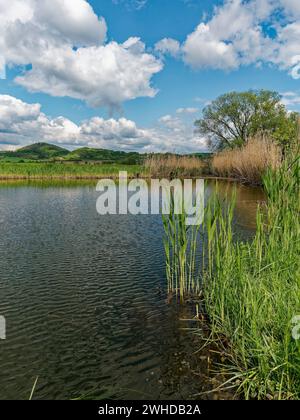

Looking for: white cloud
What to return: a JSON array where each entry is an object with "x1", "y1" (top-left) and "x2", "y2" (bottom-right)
[
  {"x1": 35, "y1": 0, "x2": 107, "y2": 46},
  {"x1": 281, "y1": 0, "x2": 300, "y2": 18},
  {"x1": 155, "y1": 38, "x2": 181, "y2": 58},
  {"x1": 156, "y1": 0, "x2": 300, "y2": 79},
  {"x1": 176, "y1": 107, "x2": 199, "y2": 114},
  {"x1": 281, "y1": 91, "x2": 300, "y2": 107},
  {"x1": 158, "y1": 115, "x2": 185, "y2": 132},
  {"x1": 0, "y1": 95, "x2": 209, "y2": 153},
  {"x1": 15, "y1": 38, "x2": 162, "y2": 108},
  {"x1": 182, "y1": 0, "x2": 275, "y2": 70},
  {"x1": 112, "y1": 0, "x2": 148, "y2": 10},
  {"x1": 155, "y1": 113, "x2": 208, "y2": 153},
  {"x1": 0, "y1": 95, "x2": 80, "y2": 144},
  {"x1": 183, "y1": 22, "x2": 239, "y2": 70},
  {"x1": 0, "y1": 95, "x2": 41, "y2": 128},
  {"x1": 0, "y1": 0, "x2": 162, "y2": 108},
  {"x1": 0, "y1": 0, "x2": 107, "y2": 53}
]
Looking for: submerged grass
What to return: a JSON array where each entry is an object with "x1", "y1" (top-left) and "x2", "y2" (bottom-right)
[{"x1": 164, "y1": 141, "x2": 300, "y2": 399}]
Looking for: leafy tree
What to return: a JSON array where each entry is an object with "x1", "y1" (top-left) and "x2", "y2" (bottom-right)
[{"x1": 195, "y1": 90, "x2": 298, "y2": 150}]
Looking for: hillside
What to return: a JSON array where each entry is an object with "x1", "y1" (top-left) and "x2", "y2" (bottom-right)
[
  {"x1": 0, "y1": 143, "x2": 142, "y2": 163},
  {"x1": 0, "y1": 142, "x2": 211, "y2": 164},
  {"x1": 0, "y1": 143, "x2": 69, "y2": 161}
]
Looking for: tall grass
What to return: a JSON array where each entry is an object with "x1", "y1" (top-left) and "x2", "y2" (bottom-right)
[
  {"x1": 145, "y1": 155, "x2": 208, "y2": 178},
  {"x1": 163, "y1": 136, "x2": 300, "y2": 399},
  {"x1": 212, "y1": 136, "x2": 282, "y2": 184},
  {"x1": 162, "y1": 194, "x2": 201, "y2": 302},
  {"x1": 202, "y1": 152, "x2": 300, "y2": 399},
  {"x1": 0, "y1": 162, "x2": 142, "y2": 179}
]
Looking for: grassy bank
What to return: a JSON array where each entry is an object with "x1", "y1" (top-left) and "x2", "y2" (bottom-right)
[
  {"x1": 0, "y1": 142, "x2": 278, "y2": 184},
  {"x1": 0, "y1": 162, "x2": 143, "y2": 179},
  {"x1": 0, "y1": 156, "x2": 211, "y2": 180},
  {"x1": 163, "y1": 147, "x2": 300, "y2": 399}
]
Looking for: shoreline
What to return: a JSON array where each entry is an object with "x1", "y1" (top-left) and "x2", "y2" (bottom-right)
[{"x1": 0, "y1": 174, "x2": 250, "y2": 183}]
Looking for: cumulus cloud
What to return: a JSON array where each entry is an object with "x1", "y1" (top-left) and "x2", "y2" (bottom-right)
[
  {"x1": 0, "y1": 0, "x2": 162, "y2": 108},
  {"x1": 281, "y1": 91, "x2": 300, "y2": 107},
  {"x1": 155, "y1": 38, "x2": 181, "y2": 58},
  {"x1": 0, "y1": 95, "x2": 41, "y2": 129},
  {"x1": 281, "y1": 0, "x2": 300, "y2": 18},
  {"x1": 14, "y1": 38, "x2": 162, "y2": 108},
  {"x1": 155, "y1": 113, "x2": 208, "y2": 153},
  {"x1": 183, "y1": 22, "x2": 239, "y2": 70},
  {"x1": 156, "y1": 0, "x2": 300, "y2": 79},
  {"x1": 0, "y1": 95, "x2": 81, "y2": 145},
  {"x1": 112, "y1": 0, "x2": 148, "y2": 10},
  {"x1": 176, "y1": 107, "x2": 199, "y2": 114},
  {"x1": 0, "y1": 95, "x2": 209, "y2": 153},
  {"x1": 181, "y1": 0, "x2": 276, "y2": 70}
]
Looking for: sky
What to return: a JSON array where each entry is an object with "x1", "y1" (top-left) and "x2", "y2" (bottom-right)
[{"x1": 0, "y1": 0, "x2": 300, "y2": 153}]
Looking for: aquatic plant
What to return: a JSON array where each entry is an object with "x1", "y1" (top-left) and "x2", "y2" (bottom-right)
[
  {"x1": 202, "y1": 151, "x2": 300, "y2": 399},
  {"x1": 162, "y1": 193, "x2": 202, "y2": 302},
  {"x1": 162, "y1": 134, "x2": 300, "y2": 399}
]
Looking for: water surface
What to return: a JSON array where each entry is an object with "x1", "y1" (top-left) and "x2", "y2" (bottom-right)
[{"x1": 0, "y1": 180, "x2": 264, "y2": 400}]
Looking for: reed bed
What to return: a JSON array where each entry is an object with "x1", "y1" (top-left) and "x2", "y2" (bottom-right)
[
  {"x1": 162, "y1": 195, "x2": 201, "y2": 302},
  {"x1": 163, "y1": 140, "x2": 300, "y2": 399},
  {"x1": 145, "y1": 155, "x2": 208, "y2": 178},
  {"x1": 202, "y1": 156, "x2": 300, "y2": 399},
  {"x1": 212, "y1": 136, "x2": 282, "y2": 184},
  {"x1": 0, "y1": 162, "x2": 142, "y2": 179}
]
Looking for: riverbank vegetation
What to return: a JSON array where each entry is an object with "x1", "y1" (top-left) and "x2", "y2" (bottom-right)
[
  {"x1": 202, "y1": 156, "x2": 300, "y2": 399},
  {"x1": 0, "y1": 162, "x2": 142, "y2": 179},
  {"x1": 211, "y1": 136, "x2": 282, "y2": 184},
  {"x1": 145, "y1": 154, "x2": 209, "y2": 178},
  {"x1": 163, "y1": 137, "x2": 300, "y2": 399},
  {"x1": 0, "y1": 143, "x2": 210, "y2": 180},
  {"x1": 195, "y1": 89, "x2": 299, "y2": 184},
  {"x1": 195, "y1": 90, "x2": 298, "y2": 151}
]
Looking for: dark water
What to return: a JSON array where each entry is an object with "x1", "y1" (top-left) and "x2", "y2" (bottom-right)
[{"x1": 0, "y1": 180, "x2": 264, "y2": 400}]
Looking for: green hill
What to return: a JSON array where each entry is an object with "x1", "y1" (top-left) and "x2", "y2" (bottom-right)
[
  {"x1": 17, "y1": 143, "x2": 69, "y2": 159},
  {"x1": 0, "y1": 142, "x2": 211, "y2": 164},
  {"x1": 0, "y1": 142, "x2": 144, "y2": 164},
  {"x1": 0, "y1": 143, "x2": 69, "y2": 161}
]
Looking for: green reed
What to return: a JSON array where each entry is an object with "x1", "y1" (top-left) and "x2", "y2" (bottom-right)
[
  {"x1": 162, "y1": 140, "x2": 300, "y2": 399},
  {"x1": 202, "y1": 155, "x2": 300, "y2": 399},
  {"x1": 162, "y1": 193, "x2": 201, "y2": 302},
  {"x1": 0, "y1": 162, "x2": 142, "y2": 179}
]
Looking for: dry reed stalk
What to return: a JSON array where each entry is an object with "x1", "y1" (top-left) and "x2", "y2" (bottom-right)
[
  {"x1": 212, "y1": 136, "x2": 282, "y2": 184},
  {"x1": 144, "y1": 155, "x2": 207, "y2": 178}
]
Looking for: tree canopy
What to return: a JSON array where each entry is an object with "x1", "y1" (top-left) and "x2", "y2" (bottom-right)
[{"x1": 195, "y1": 90, "x2": 298, "y2": 150}]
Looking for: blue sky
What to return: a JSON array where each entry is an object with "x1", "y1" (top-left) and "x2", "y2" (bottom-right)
[{"x1": 0, "y1": 0, "x2": 300, "y2": 152}]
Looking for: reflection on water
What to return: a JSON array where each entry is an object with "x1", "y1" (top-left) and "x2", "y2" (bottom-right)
[
  {"x1": 0, "y1": 179, "x2": 264, "y2": 400},
  {"x1": 207, "y1": 180, "x2": 265, "y2": 231}
]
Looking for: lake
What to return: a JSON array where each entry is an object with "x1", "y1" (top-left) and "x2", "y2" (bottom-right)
[{"x1": 0, "y1": 180, "x2": 264, "y2": 400}]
